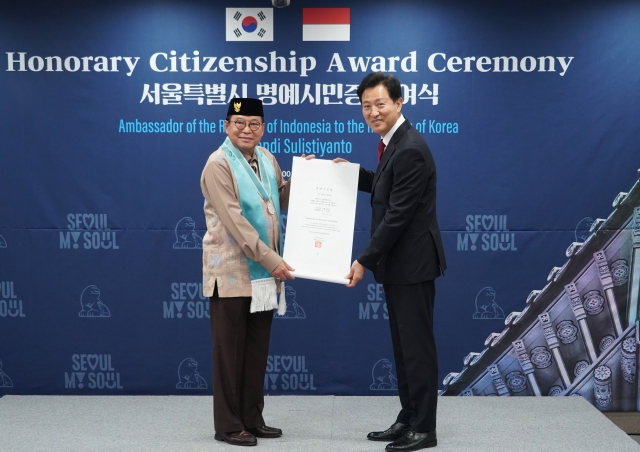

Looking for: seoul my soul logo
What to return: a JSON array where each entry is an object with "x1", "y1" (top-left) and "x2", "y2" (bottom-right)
[
  {"x1": 359, "y1": 283, "x2": 388, "y2": 320},
  {"x1": 60, "y1": 214, "x2": 118, "y2": 250},
  {"x1": 265, "y1": 355, "x2": 316, "y2": 391},
  {"x1": 163, "y1": 283, "x2": 209, "y2": 319},
  {"x1": 457, "y1": 215, "x2": 517, "y2": 251},
  {"x1": 64, "y1": 354, "x2": 123, "y2": 390},
  {"x1": 0, "y1": 281, "x2": 26, "y2": 318}
]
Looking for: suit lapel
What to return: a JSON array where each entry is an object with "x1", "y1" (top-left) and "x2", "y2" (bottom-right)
[{"x1": 371, "y1": 120, "x2": 411, "y2": 193}]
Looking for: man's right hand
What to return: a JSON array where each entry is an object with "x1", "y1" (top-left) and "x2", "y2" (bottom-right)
[
  {"x1": 333, "y1": 158, "x2": 349, "y2": 163},
  {"x1": 271, "y1": 260, "x2": 295, "y2": 280}
]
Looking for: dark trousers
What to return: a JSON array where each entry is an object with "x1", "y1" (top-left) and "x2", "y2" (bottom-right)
[
  {"x1": 383, "y1": 280, "x2": 438, "y2": 433},
  {"x1": 209, "y1": 288, "x2": 273, "y2": 433}
]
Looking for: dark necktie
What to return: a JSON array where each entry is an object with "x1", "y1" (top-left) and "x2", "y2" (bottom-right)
[
  {"x1": 377, "y1": 139, "x2": 386, "y2": 163},
  {"x1": 249, "y1": 159, "x2": 259, "y2": 179}
]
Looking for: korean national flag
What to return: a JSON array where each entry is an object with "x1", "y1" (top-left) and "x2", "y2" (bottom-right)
[{"x1": 226, "y1": 8, "x2": 273, "y2": 41}]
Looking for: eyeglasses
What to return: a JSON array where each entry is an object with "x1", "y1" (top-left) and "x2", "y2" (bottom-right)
[{"x1": 229, "y1": 119, "x2": 263, "y2": 131}]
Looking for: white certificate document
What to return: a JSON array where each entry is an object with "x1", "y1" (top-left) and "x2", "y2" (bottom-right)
[{"x1": 283, "y1": 157, "x2": 360, "y2": 284}]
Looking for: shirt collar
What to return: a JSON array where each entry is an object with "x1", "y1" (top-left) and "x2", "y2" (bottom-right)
[
  {"x1": 382, "y1": 115, "x2": 405, "y2": 147},
  {"x1": 243, "y1": 149, "x2": 257, "y2": 163}
]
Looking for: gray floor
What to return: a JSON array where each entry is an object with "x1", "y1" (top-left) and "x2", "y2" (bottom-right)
[{"x1": 1, "y1": 395, "x2": 638, "y2": 452}]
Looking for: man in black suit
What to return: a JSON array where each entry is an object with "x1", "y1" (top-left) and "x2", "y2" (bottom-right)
[{"x1": 344, "y1": 72, "x2": 447, "y2": 451}]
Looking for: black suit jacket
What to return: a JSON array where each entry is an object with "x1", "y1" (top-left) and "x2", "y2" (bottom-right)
[{"x1": 357, "y1": 119, "x2": 446, "y2": 284}]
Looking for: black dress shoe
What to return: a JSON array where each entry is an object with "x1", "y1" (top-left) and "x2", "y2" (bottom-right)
[
  {"x1": 367, "y1": 422, "x2": 410, "y2": 441},
  {"x1": 214, "y1": 430, "x2": 257, "y2": 446},
  {"x1": 247, "y1": 425, "x2": 282, "y2": 438},
  {"x1": 385, "y1": 430, "x2": 437, "y2": 451}
]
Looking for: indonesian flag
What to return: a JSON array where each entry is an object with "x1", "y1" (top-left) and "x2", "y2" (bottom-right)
[
  {"x1": 302, "y1": 8, "x2": 350, "y2": 41},
  {"x1": 226, "y1": 8, "x2": 273, "y2": 41}
]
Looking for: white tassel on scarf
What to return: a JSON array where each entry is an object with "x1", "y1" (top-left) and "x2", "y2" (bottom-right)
[
  {"x1": 277, "y1": 281, "x2": 287, "y2": 316},
  {"x1": 249, "y1": 278, "x2": 278, "y2": 313}
]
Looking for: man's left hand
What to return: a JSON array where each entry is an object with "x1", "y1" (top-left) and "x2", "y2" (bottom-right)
[{"x1": 345, "y1": 260, "x2": 365, "y2": 288}]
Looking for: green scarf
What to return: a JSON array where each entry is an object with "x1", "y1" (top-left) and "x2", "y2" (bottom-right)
[{"x1": 221, "y1": 137, "x2": 286, "y2": 314}]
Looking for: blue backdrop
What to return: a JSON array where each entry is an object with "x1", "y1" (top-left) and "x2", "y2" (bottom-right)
[{"x1": 1, "y1": 0, "x2": 639, "y2": 397}]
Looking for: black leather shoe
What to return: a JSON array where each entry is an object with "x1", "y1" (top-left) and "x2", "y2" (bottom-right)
[
  {"x1": 367, "y1": 422, "x2": 410, "y2": 441},
  {"x1": 214, "y1": 430, "x2": 257, "y2": 446},
  {"x1": 385, "y1": 430, "x2": 437, "y2": 451},
  {"x1": 247, "y1": 425, "x2": 282, "y2": 438}
]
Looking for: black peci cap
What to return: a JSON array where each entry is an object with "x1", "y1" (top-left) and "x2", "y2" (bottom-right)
[{"x1": 226, "y1": 98, "x2": 264, "y2": 118}]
